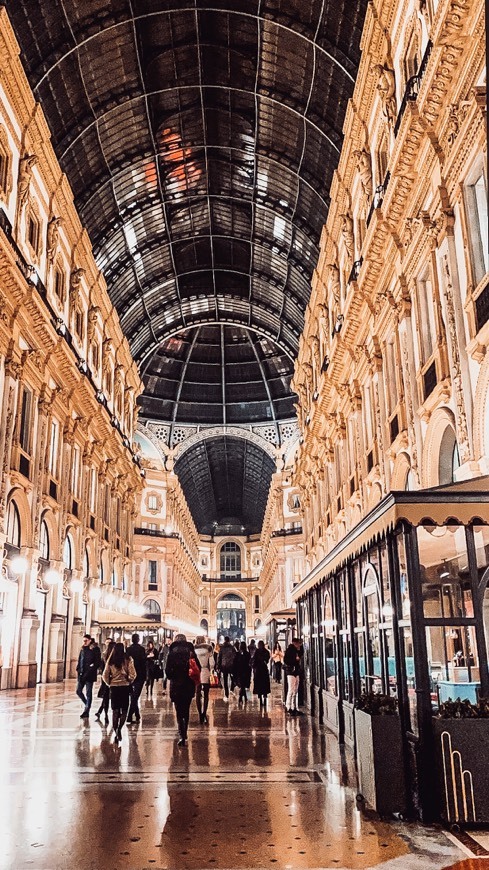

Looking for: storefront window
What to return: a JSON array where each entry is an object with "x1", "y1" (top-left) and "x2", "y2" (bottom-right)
[
  {"x1": 323, "y1": 587, "x2": 337, "y2": 695},
  {"x1": 417, "y1": 525, "x2": 471, "y2": 619},
  {"x1": 363, "y1": 564, "x2": 382, "y2": 692},
  {"x1": 426, "y1": 624, "x2": 479, "y2": 709},
  {"x1": 397, "y1": 532, "x2": 417, "y2": 732},
  {"x1": 339, "y1": 571, "x2": 353, "y2": 701},
  {"x1": 473, "y1": 525, "x2": 489, "y2": 573}
]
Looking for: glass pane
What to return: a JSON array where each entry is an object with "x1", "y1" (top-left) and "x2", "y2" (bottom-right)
[
  {"x1": 397, "y1": 532, "x2": 416, "y2": 731},
  {"x1": 417, "y1": 525, "x2": 471, "y2": 618},
  {"x1": 473, "y1": 525, "x2": 489, "y2": 573},
  {"x1": 323, "y1": 590, "x2": 337, "y2": 696},
  {"x1": 426, "y1": 624, "x2": 480, "y2": 711}
]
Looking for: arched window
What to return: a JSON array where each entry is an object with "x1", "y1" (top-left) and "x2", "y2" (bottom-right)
[
  {"x1": 40, "y1": 519, "x2": 50, "y2": 561},
  {"x1": 220, "y1": 541, "x2": 241, "y2": 579},
  {"x1": 200, "y1": 618, "x2": 209, "y2": 634},
  {"x1": 83, "y1": 547, "x2": 90, "y2": 579},
  {"x1": 439, "y1": 426, "x2": 460, "y2": 485},
  {"x1": 216, "y1": 593, "x2": 246, "y2": 641},
  {"x1": 143, "y1": 599, "x2": 161, "y2": 621},
  {"x1": 111, "y1": 567, "x2": 117, "y2": 588},
  {"x1": 63, "y1": 534, "x2": 73, "y2": 570},
  {"x1": 6, "y1": 500, "x2": 21, "y2": 547}
]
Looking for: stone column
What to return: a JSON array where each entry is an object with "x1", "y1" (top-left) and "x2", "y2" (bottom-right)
[{"x1": 0, "y1": 351, "x2": 21, "y2": 520}]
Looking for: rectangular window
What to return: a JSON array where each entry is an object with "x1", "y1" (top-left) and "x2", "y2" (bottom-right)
[
  {"x1": 465, "y1": 172, "x2": 488, "y2": 286},
  {"x1": 54, "y1": 268, "x2": 65, "y2": 306},
  {"x1": 104, "y1": 484, "x2": 111, "y2": 525},
  {"x1": 254, "y1": 594, "x2": 260, "y2": 612},
  {"x1": 19, "y1": 387, "x2": 32, "y2": 454},
  {"x1": 27, "y1": 212, "x2": 40, "y2": 255},
  {"x1": 71, "y1": 445, "x2": 80, "y2": 497},
  {"x1": 148, "y1": 494, "x2": 158, "y2": 510},
  {"x1": 48, "y1": 419, "x2": 58, "y2": 476},
  {"x1": 89, "y1": 468, "x2": 97, "y2": 513},
  {"x1": 149, "y1": 560, "x2": 157, "y2": 589},
  {"x1": 417, "y1": 273, "x2": 436, "y2": 364},
  {"x1": 384, "y1": 338, "x2": 398, "y2": 415}
]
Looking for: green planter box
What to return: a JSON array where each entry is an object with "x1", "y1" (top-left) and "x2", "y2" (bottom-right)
[
  {"x1": 354, "y1": 708, "x2": 407, "y2": 816},
  {"x1": 432, "y1": 718, "x2": 489, "y2": 824}
]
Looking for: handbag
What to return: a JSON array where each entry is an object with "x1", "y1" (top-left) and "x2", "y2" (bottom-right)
[
  {"x1": 188, "y1": 656, "x2": 201, "y2": 685},
  {"x1": 97, "y1": 682, "x2": 106, "y2": 698}
]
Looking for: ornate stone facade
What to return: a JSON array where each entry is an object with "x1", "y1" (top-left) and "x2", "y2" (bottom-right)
[
  {"x1": 0, "y1": 11, "x2": 143, "y2": 688},
  {"x1": 291, "y1": 0, "x2": 486, "y2": 577}
]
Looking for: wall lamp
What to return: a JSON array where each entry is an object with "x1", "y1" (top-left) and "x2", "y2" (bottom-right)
[
  {"x1": 55, "y1": 318, "x2": 67, "y2": 336},
  {"x1": 334, "y1": 314, "x2": 344, "y2": 333}
]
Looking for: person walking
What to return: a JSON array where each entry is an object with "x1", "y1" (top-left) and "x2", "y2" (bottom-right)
[
  {"x1": 126, "y1": 633, "x2": 147, "y2": 724},
  {"x1": 95, "y1": 639, "x2": 115, "y2": 725},
  {"x1": 284, "y1": 638, "x2": 303, "y2": 716},
  {"x1": 102, "y1": 642, "x2": 136, "y2": 742},
  {"x1": 145, "y1": 640, "x2": 157, "y2": 697},
  {"x1": 159, "y1": 640, "x2": 170, "y2": 695},
  {"x1": 253, "y1": 640, "x2": 271, "y2": 708},
  {"x1": 194, "y1": 635, "x2": 214, "y2": 724},
  {"x1": 217, "y1": 636, "x2": 236, "y2": 700},
  {"x1": 233, "y1": 641, "x2": 251, "y2": 706},
  {"x1": 248, "y1": 638, "x2": 256, "y2": 667},
  {"x1": 165, "y1": 633, "x2": 200, "y2": 747},
  {"x1": 272, "y1": 643, "x2": 283, "y2": 683},
  {"x1": 76, "y1": 633, "x2": 100, "y2": 718}
]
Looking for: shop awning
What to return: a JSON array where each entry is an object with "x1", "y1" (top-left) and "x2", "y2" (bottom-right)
[{"x1": 292, "y1": 477, "x2": 489, "y2": 599}]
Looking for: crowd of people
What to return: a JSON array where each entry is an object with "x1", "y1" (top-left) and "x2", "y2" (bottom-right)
[{"x1": 75, "y1": 632, "x2": 304, "y2": 747}]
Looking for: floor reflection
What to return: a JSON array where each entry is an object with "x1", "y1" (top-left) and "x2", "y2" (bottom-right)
[{"x1": 0, "y1": 680, "x2": 475, "y2": 869}]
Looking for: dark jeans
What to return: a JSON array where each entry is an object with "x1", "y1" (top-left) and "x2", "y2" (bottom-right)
[
  {"x1": 222, "y1": 670, "x2": 232, "y2": 697},
  {"x1": 76, "y1": 677, "x2": 94, "y2": 712},
  {"x1": 97, "y1": 684, "x2": 110, "y2": 717},
  {"x1": 174, "y1": 697, "x2": 192, "y2": 740},
  {"x1": 128, "y1": 676, "x2": 145, "y2": 720},
  {"x1": 196, "y1": 683, "x2": 210, "y2": 717},
  {"x1": 273, "y1": 661, "x2": 282, "y2": 682}
]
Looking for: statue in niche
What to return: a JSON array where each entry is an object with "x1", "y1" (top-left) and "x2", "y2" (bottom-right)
[
  {"x1": 69, "y1": 267, "x2": 85, "y2": 314},
  {"x1": 354, "y1": 149, "x2": 373, "y2": 199},
  {"x1": 87, "y1": 306, "x2": 100, "y2": 342},
  {"x1": 373, "y1": 64, "x2": 397, "y2": 128},
  {"x1": 46, "y1": 216, "x2": 62, "y2": 264},
  {"x1": 311, "y1": 334, "x2": 321, "y2": 385},
  {"x1": 17, "y1": 154, "x2": 37, "y2": 210},
  {"x1": 341, "y1": 214, "x2": 355, "y2": 262},
  {"x1": 325, "y1": 263, "x2": 341, "y2": 304}
]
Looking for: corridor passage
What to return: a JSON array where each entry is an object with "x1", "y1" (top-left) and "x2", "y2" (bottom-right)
[{"x1": 0, "y1": 682, "x2": 483, "y2": 870}]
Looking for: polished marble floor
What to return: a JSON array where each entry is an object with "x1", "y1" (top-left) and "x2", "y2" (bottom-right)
[{"x1": 0, "y1": 680, "x2": 486, "y2": 870}]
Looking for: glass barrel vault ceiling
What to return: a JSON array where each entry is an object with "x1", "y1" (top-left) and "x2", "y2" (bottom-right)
[
  {"x1": 9, "y1": 0, "x2": 368, "y2": 530},
  {"x1": 142, "y1": 324, "x2": 295, "y2": 425},
  {"x1": 174, "y1": 436, "x2": 276, "y2": 536}
]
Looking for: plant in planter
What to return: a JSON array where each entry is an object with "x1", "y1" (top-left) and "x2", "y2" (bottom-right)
[
  {"x1": 354, "y1": 693, "x2": 407, "y2": 816},
  {"x1": 432, "y1": 697, "x2": 489, "y2": 824},
  {"x1": 354, "y1": 692, "x2": 398, "y2": 715}
]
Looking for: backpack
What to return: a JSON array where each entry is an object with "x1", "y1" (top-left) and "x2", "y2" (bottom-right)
[{"x1": 188, "y1": 656, "x2": 201, "y2": 685}]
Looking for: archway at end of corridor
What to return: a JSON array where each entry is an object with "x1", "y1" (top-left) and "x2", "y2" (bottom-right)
[{"x1": 216, "y1": 593, "x2": 246, "y2": 644}]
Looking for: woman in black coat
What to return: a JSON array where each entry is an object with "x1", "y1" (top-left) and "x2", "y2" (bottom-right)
[
  {"x1": 233, "y1": 641, "x2": 251, "y2": 706},
  {"x1": 165, "y1": 633, "x2": 200, "y2": 746},
  {"x1": 253, "y1": 640, "x2": 271, "y2": 708}
]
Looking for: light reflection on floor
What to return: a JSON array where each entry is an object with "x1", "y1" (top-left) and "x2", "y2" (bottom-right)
[{"x1": 0, "y1": 681, "x2": 477, "y2": 869}]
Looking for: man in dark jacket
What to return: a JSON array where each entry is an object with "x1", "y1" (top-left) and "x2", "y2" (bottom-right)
[
  {"x1": 126, "y1": 633, "x2": 147, "y2": 723},
  {"x1": 76, "y1": 634, "x2": 100, "y2": 718},
  {"x1": 284, "y1": 638, "x2": 303, "y2": 716},
  {"x1": 217, "y1": 636, "x2": 236, "y2": 700},
  {"x1": 165, "y1": 633, "x2": 200, "y2": 746}
]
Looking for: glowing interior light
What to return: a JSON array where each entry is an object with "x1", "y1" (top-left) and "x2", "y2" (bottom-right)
[
  {"x1": 44, "y1": 569, "x2": 62, "y2": 585},
  {"x1": 10, "y1": 556, "x2": 29, "y2": 575}
]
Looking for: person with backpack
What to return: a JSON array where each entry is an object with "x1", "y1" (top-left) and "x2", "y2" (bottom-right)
[
  {"x1": 165, "y1": 634, "x2": 200, "y2": 746},
  {"x1": 194, "y1": 635, "x2": 215, "y2": 724},
  {"x1": 217, "y1": 636, "x2": 236, "y2": 700}
]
